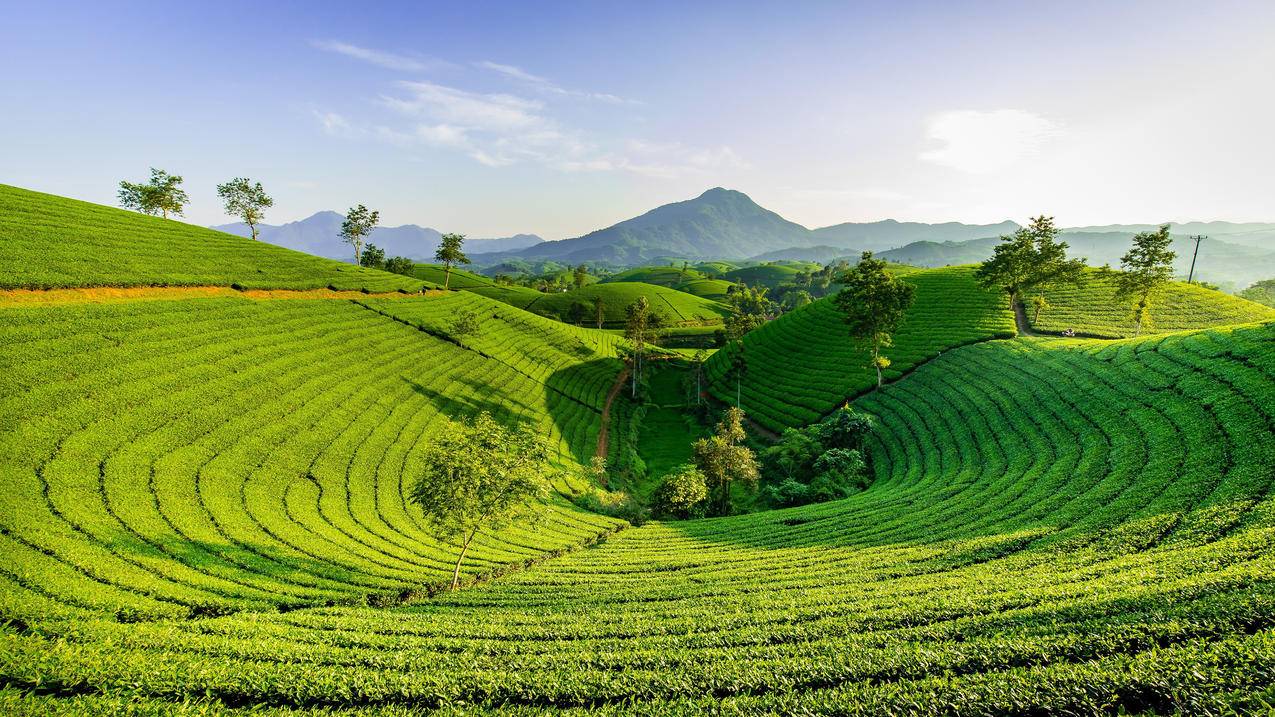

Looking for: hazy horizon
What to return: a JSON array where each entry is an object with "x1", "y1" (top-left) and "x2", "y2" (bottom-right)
[{"x1": 4, "y1": 0, "x2": 1273, "y2": 239}]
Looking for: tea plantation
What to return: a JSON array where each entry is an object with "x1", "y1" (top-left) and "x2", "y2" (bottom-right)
[{"x1": 2, "y1": 189, "x2": 1274, "y2": 715}]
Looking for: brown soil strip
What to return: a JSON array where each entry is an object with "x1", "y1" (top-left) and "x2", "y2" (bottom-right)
[
  {"x1": 0, "y1": 286, "x2": 447, "y2": 307},
  {"x1": 595, "y1": 367, "x2": 631, "y2": 460}
]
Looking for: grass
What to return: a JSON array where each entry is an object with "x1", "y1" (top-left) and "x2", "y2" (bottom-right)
[
  {"x1": 0, "y1": 184, "x2": 429, "y2": 292},
  {"x1": 4, "y1": 321, "x2": 1271, "y2": 714},
  {"x1": 720, "y1": 263, "x2": 806, "y2": 288},
  {"x1": 1024, "y1": 270, "x2": 1275, "y2": 338},
  {"x1": 675, "y1": 277, "x2": 736, "y2": 301},
  {"x1": 601, "y1": 265, "x2": 706, "y2": 287},
  {"x1": 705, "y1": 265, "x2": 1016, "y2": 431}
]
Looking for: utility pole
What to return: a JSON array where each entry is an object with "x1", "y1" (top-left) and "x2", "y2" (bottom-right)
[{"x1": 1186, "y1": 235, "x2": 1205, "y2": 284}]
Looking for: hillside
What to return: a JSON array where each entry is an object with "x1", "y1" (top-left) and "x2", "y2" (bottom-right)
[
  {"x1": 705, "y1": 265, "x2": 1016, "y2": 431},
  {"x1": 601, "y1": 265, "x2": 707, "y2": 286},
  {"x1": 0, "y1": 289, "x2": 626, "y2": 621},
  {"x1": 811, "y1": 218, "x2": 1020, "y2": 251},
  {"x1": 0, "y1": 185, "x2": 428, "y2": 292},
  {"x1": 676, "y1": 277, "x2": 735, "y2": 300},
  {"x1": 8, "y1": 322, "x2": 1272, "y2": 713},
  {"x1": 214, "y1": 211, "x2": 542, "y2": 262},
  {"x1": 1024, "y1": 271, "x2": 1275, "y2": 338},
  {"x1": 522, "y1": 282, "x2": 732, "y2": 326}
]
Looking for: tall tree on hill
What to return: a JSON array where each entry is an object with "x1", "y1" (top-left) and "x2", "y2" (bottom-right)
[
  {"x1": 693, "y1": 407, "x2": 759, "y2": 516},
  {"x1": 1114, "y1": 225, "x2": 1176, "y2": 336},
  {"x1": 435, "y1": 233, "x2": 471, "y2": 290},
  {"x1": 592, "y1": 295, "x2": 606, "y2": 329},
  {"x1": 409, "y1": 412, "x2": 550, "y2": 591},
  {"x1": 340, "y1": 204, "x2": 379, "y2": 265},
  {"x1": 975, "y1": 215, "x2": 1086, "y2": 313},
  {"x1": 118, "y1": 168, "x2": 188, "y2": 219},
  {"x1": 834, "y1": 251, "x2": 916, "y2": 388},
  {"x1": 215, "y1": 177, "x2": 273, "y2": 241},
  {"x1": 623, "y1": 296, "x2": 664, "y2": 398},
  {"x1": 573, "y1": 264, "x2": 589, "y2": 290}
]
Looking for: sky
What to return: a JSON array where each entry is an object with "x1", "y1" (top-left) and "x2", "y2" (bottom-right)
[{"x1": 3, "y1": 0, "x2": 1273, "y2": 239}]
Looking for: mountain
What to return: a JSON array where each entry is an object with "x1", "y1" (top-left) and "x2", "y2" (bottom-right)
[
  {"x1": 1062, "y1": 221, "x2": 1275, "y2": 249},
  {"x1": 810, "y1": 219, "x2": 1021, "y2": 252},
  {"x1": 746, "y1": 245, "x2": 858, "y2": 263},
  {"x1": 481, "y1": 188, "x2": 1023, "y2": 264},
  {"x1": 212, "y1": 211, "x2": 542, "y2": 262},
  {"x1": 501, "y1": 188, "x2": 811, "y2": 264},
  {"x1": 879, "y1": 231, "x2": 1275, "y2": 290}
]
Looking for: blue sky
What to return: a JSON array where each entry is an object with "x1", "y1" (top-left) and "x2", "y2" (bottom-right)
[{"x1": 3, "y1": 0, "x2": 1273, "y2": 238}]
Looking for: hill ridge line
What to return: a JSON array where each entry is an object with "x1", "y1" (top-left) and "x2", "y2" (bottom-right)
[{"x1": 0, "y1": 285, "x2": 442, "y2": 307}]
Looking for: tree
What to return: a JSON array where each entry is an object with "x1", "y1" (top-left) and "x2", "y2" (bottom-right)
[
  {"x1": 384, "y1": 256, "x2": 415, "y2": 276},
  {"x1": 652, "y1": 464, "x2": 709, "y2": 519},
  {"x1": 341, "y1": 205, "x2": 379, "y2": 265},
  {"x1": 573, "y1": 264, "x2": 590, "y2": 290},
  {"x1": 448, "y1": 309, "x2": 482, "y2": 343},
  {"x1": 435, "y1": 233, "x2": 471, "y2": 290},
  {"x1": 693, "y1": 407, "x2": 759, "y2": 516},
  {"x1": 833, "y1": 252, "x2": 916, "y2": 387},
  {"x1": 408, "y1": 412, "x2": 550, "y2": 590},
  {"x1": 975, "y1": 216, "x2": 1086, "y2": 310},
  {"x1": 1114, "y1": 225, "x2": 1176, "y2": 336},
  {"x1": 1031, "y1": 294, "x2": 1049, "y2": 323},
  {"x1": 690, "y1": 349, "x2": 708, "y2": 407},
  {"x1": 359, "y1": 243, "x2": 386, "y2": 269},
  {"x1": 728, "y1": 340, "x2": 748, "y2": 407},
  {"x1": 1239, "y1": 278, "x2": 1275, "y2": 308},
  {"x1": 118, "y1": 168, "x2": 188, "y2": 219},
  {"x1": 623, "y1": 297, "x2": 664, "y2": 398},
  {"x1": 215, "y1": 177, "x2": 273, "y2": 241},
  {"x1": 593, "y1": 295, "x2": 606, "y2": 329}
]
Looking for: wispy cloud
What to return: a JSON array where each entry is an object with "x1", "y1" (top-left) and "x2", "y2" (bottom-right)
[
  {"x1": 920, "y1": 109, "x2": 1063, "y2": 173},
  {"x1": 317, "y1": 78, "x2": 736, "y2": 178},
  {"x1": 476, "y1": 60, "x2": 638, "y2": 105},
  {"x1": 310, "y1": 39, "x2": 448, "y2": 72}
]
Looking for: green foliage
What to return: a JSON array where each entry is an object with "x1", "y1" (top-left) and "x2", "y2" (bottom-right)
[
  {"x1": 358, "y1": 242, "x2": 386, "y2": 269},
  {"x1": 383, "y1": 255, "x2": 415, "y2": 276},
  {"x1": 340, "y1": 204, "x2": 380, "y2": 265},
  {"x1": 834, "y1": 251, "x2": 917, "y2": 386},
  {"x1": 446, "y1": 307, "x2": 481, "y2": 342},
  {"x1": 1239, "y1": 278, "x2": 1275, "y2": 307},
  {"x1": 652, "y1": 464, "x2": 709, "y2": 519},
  {"x1": 434, "y1": 233, "x2": 470, "y2": 290},
  {"x1": 118, "y1": 167, "x2": 188, "y2": 219},
  {"x1": 693, "y1": 407, "x2": 759, "y2": 515},
  {"x1": 975, "y1": 215, "x2": 1086, "y2": 304},
  {"x1": 1114, "y1": 225, "x2": 1177, "y2": 335},
  {"x1": 760, "y1": 407, "x2": 873, "y2": 507},
  {"x1": 704, "y1": 265, "x2": 1015, "y2": 432},
  {"x1": 215, "y1": 177, "x2": 272, "y2": 240},
  {"x1": 0, "y1": 184, "x2": 427, "y2": 291}
]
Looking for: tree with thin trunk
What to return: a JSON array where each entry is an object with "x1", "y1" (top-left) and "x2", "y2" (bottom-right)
[
  {"x1": 1114, "y1": 224, "x2": 1176, "y2": 336},
  {"x1": 118, "y1": 168, "x2": 188, "y2": 219},
  {"x1": 1031, "y1": 294, "x2": 1049, "y2": 323},
  {"x1": 593, "y1": 295, "x2": 606, "y2": 329},
  {"x1": 728, "y1": 340, "x2": 747, "y2": 408},
  {"x1": 408, "y1": 412, "x2": 550, "y2": 590},
  {"x1": 573, "y1": 264, "x2": 590, "y2": 290},
  {"x1": 341, "y1": 204, "x2": 379, "y2": 265},
  {"x1": 975, "y1": 215, "x2": 1086, "y2": 312},
  {"x1": 216, "y1": 177, "x2": 273, "y2": 241},
  {"x1": 690, "y1": 349, "x2": 708, "y2": 406},
  {"x1": 833, "y1": 251, "x2": 916, "y2": 387},
  {"x1": 693, "y1": 407, "x2": 759, "y2": 516},
  {"x1": 435, "y1": 233, "x2": 470, "y2": 290},
  {"x1": 623, "y1": 296, "x2": 664, "y2": 398}
]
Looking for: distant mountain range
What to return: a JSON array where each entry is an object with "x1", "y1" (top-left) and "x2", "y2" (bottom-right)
[
  {"x1": 215, "y1": 190, "x2": 1274, "y2": 289},
  {"x1": 212, "y1": 211, "x2": 541, "y2": 262},
  {"x1": 476, "y1": 188, "x2": 1021, "y2": 264}
]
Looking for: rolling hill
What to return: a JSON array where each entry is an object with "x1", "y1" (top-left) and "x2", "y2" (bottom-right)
[
  {"x1": 0, "y1": 184, "x2": 429, "y2": 292},
  {"x1": 3, "y1": 184, "x2": 1274, "y2": 714},
  {"x1": 522, "y1": 282, "x2": 732, "y2": 327}
]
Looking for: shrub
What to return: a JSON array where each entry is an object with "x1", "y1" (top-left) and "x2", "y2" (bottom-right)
[{"x1": 652, "y1": 464, "x2": 709, "y2": 519}]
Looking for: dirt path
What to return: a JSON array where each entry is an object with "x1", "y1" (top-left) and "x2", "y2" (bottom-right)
[
  {"x1": 1013, "y1": 300, "x2": 1040, "y2": 337},
  {"x1": 0, "y1": 285, "x2": 443, "y2": 307},
  {"x1": 595, "y1": 368, "x2": 631, "y2": 460}
]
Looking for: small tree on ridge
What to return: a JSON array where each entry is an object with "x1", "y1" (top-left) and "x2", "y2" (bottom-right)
[
  {"x1": 435, "y1": 233, "x2": 470, "y2": 290},
  {"x1": 1114, "y1": 224, "x2": 1176, "y2": 336},
  {"x1": 833, "y1": 251, "x2": 916, "y2": 387},
  {"x1": 118, "y1": 168, "x2": 188, "y2": 219},
  {"x1": 216, "y1": 177, "x2": 273, "y2": 241},
  {"x1": 341, "y1": 204, "x2": 379, "y2": 265}
]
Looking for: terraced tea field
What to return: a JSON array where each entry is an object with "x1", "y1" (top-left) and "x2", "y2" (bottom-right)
[
  {"x1": 2, "y1": 188, "x2": 1273, "y2": 715},
  {"x1": 1024, "y1": 269, "x2": 1274, "y2": 338},
  {"x1": 704, "y1": 265, "x2": 1016, "y2": 431},
  {"x1": 4, "y1": 321, "x2": 1271, "y2": 715}
]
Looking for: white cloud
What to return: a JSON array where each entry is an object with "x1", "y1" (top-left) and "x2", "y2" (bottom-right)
[
  {"x1": 920, "y1": 109, "x2": 1063, "y2": 173},
  {"x1": 310, "y1": 39, "x2": 446, "y2": 72},
  {"x1": 383, "y1": 81, "x2": 543, "y2": 131},
  {"x1": 476, "y1": 60, "x2": 638, "y2": 105}
]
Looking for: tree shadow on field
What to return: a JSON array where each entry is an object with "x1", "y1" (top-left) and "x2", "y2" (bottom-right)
[{"x1": 404, "y1": 377, "x2": 538, "y2": 434}]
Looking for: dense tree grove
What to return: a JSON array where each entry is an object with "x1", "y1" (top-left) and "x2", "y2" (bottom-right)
[{"x1": 760, "y1": 406, "x2": 873, "y2": 507}]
